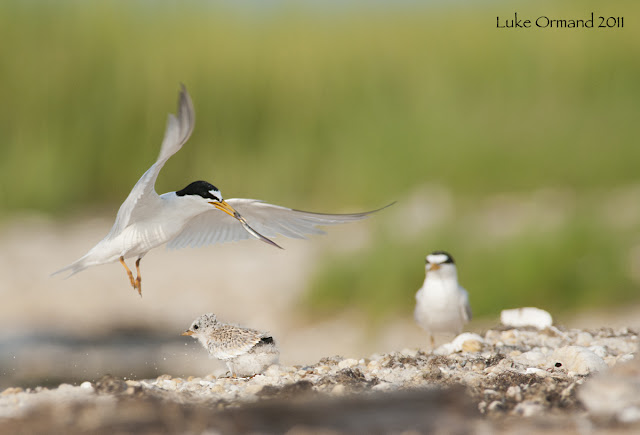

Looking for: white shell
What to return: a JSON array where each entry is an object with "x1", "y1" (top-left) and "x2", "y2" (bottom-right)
[
  {"x1": 500, "y1": 307, "x2": 553, "y2": 330},
  {"x1": 434, "y1": 333, "x2": 484, "y2": 355}
]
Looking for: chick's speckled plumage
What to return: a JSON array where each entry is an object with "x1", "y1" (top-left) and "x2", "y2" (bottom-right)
[{"x1": 184, "y1": 313, "x2": 279, "y2": 376}]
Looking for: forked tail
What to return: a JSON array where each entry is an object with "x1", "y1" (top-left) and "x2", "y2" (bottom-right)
[{"x1": 50, "y1": 256, "x2": 91, "y2": 279}]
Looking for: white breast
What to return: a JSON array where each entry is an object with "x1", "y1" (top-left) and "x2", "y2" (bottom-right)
[{"x1": 414, "y1": 278, "x2": 466, "y2": 335}]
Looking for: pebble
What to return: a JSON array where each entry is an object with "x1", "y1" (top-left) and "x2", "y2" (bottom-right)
[
  {"x1": 0, "y1": 324, "x2": 636, "y2": 424},
  {"x1": 514, "y1": 401, "x2": 545, "y2": 417},
  {"x1": 575, "y1": 332, "x2": 593, "y2": 347},
  {"x1": 578, "y1": 353, "x2": 640, "y2": 423},
  {"x1": 551, "y1": 346, "x2": 608, "y2": 375},
  {"x1": 506, "y1": 386, "x2": 522, "y2": 402},
  {"x1": 435, "y1": 333, "x2": 485, "y2": 354},
  {"x1": 337, "y1": 359, "x2": 359, "y2": 369},
  {"x1": 500, "y1": 307, "x2": 553, "y2": 330}
]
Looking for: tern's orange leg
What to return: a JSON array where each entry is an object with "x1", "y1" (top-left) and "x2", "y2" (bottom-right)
[
  {"x1": 135, "y1": 258, "x2": 142, "y2": 296},
  {"x1": 119, "y1": 256, "x2": 136, "y2": 289}
]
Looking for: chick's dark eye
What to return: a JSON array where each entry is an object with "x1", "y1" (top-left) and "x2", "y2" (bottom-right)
[{"x1": 193, "y1": 325, "x2": 199, "y2": 330}]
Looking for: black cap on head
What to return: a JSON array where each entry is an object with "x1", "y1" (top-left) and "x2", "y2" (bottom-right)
[{"x1": 176, "y1": 180, "x2": 220, "y2": 200}]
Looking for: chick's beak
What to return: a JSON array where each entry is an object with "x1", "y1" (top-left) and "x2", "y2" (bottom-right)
[{"x1": 181, "y1": 330, "x2": 194, "y2": 336}]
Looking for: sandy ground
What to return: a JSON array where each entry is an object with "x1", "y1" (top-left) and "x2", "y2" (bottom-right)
[
  {"x1": 0, "y1": 325, "x2": 638, "y2": 434},
  {"x1": 1, "y1": 214, "x2": 639, "y2": 388}
]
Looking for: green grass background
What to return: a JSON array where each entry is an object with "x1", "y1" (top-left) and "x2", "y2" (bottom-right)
[{"x1": 1, "y1": 0, "x2": 638, "y2": 321}]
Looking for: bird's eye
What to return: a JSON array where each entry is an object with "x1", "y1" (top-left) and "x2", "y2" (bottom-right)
[
  {"x1": 193, "y1": 325, "x2": 199, "y2": 330},
  {"x1": 554, "y1": 362, "x2": 562, "y2": 367}
]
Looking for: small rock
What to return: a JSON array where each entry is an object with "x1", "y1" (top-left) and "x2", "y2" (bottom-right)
[
  {"x1": 513, "y1": 401, "x2": 545, "y2": 417},
  {"x1": 399, "y1": 348, "x2": 418, "y2": 357},
  {"x1": 208, "y1": 384, "x2": 226, "y2": 394},
  {"x1": 588, "y1": 345, "x2": 607, "y2": 359},
  {"x1": 525, "y1": 368, "x2": 549, "y2": 377},
  {"x1": 436, "y1": 333, "x2": 485, "y2": 354},
  {"x1": 578, "y1": 354, "x2": 640, "y2": 422},
  {"x1": 514, "y1": 350, "x2": 547, "y2": 368},
  {"x1": 337, "y1": 359, "x2": 359, "y2": 370},
  {"x1": 551, "y1": 346, "x2": 608, "y2": 375},
  {"x1": 619, "y1": 407, "x2": 640, "y2": 424},
  {"x1": 506, "y1": 385, "x2": 522, "y2": 402},
  {"x1": 471, "y1": 361, "x2": 486, "y2": 371},
  {"x1": 487, "y1": 400, "x2": 504, "y2": 412},
  {"x1": 483, "y1": 389, "x2": 498, "y2": 399},
  {"x1": 500, "y1": 330, "x2": 518, "y2": 344},
  {"x1": 576, "y1": 332, "x2": 593, "y2": 347},
  {"x1": 462, "y1": 339, "x2": 483, "y2": 353},
  {"x1": 478, "y1": 401, "x2": 487, "y2": 413},
  {"x1": 371, "y1": 381, "x2": 394, "y2": 392},
  {"x1": 500, "y1": 307, "x2": 553, "y2": 330},
  {"x1": 316, "y1": 365, "x2": 330, "y2": 375}
]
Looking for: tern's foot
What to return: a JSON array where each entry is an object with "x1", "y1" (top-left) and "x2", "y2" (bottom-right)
[
  {"x1": 135, "y1": 259, "x2": 142, "y2": 296},
  {"x1": 119, "y1": 257, "x2": 137, "y2": 288}
]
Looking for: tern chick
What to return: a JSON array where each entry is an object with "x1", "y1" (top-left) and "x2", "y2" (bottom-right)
[
  {"x1": 414, "y1": 251, "x2": 472, "y2": 348},
  {"x1": 182, "y1": 313, "x2": 279, "y2": 377}
]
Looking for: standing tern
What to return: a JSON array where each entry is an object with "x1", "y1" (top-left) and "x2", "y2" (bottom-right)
[
  {"x1": 414, "y1": 251, "x2": 472, "y2": 348},
  {"x1": 54, "y1": 85, "x2": 390, "y2": 295}
]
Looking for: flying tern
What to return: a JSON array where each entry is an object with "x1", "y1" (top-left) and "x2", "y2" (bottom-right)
[{"x1": 54, "y1": 85, "x2": 390, "y2": 295}]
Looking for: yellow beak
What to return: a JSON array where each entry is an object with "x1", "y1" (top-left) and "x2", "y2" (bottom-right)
[
  {"x1": 181, "y1": 331, "x2": 194, "y2": 336},
  {"x1": 210, "y1": 200, "x2": 238, "y2": 218},
  {"x1": 209, "y1": 199, "x2": 284, "y2": 250},
  {"x1": 427, "y1": 263, "x2": 441, "y2": 272}
]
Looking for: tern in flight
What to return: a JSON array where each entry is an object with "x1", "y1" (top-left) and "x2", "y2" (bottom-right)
[{"x1": 54, "y1": 85, "x2": 390, "y2": 295}]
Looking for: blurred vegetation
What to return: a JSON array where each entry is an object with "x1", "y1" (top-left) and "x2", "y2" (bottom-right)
[{"x1": 0, "y1": 1, "x2": 638, "y2": 320}]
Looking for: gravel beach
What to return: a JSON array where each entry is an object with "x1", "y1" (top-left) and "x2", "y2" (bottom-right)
[{"x1": 1, "y1": 324, "x2": 637, "y2": 434}]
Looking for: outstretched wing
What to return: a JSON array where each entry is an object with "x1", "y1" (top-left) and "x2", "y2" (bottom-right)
[
  {"x1": 167, "y1": 199, "x2": 393, "y2": 249},
  {"x1": 106, "y1": 85, "x2": 195, "y2": 238}
]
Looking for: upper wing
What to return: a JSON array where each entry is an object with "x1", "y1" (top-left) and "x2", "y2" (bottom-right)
[
  {"x1": 106, "y1": 85, "x2": 195, "y2": 238},
  {"x1": 459, "y1": 287, "x2": 472, "y2": 322},
  {"x1": 208, "y1": 325, "x2": 264, "y2": 360},
  {"x1": 167, "y1": 199, "x2": 393, "y2": 249}
]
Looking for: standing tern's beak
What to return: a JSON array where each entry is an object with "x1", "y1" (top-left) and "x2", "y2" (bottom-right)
[
  {"x1": 210, "y1": 200, "x2": 284, "y2": 250},
  {"x1": 181, "y1": 330, "x2": 194, "y2": 336},
  {"x1": 427, "y1": 263, "x2": 441, "y2": 272}
]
